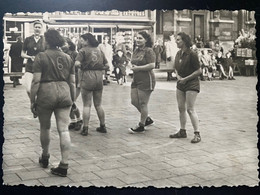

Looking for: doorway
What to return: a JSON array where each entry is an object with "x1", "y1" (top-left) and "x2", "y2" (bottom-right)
[{"x1": 194, "y1": 15, "x2": 204, "y2": 42}]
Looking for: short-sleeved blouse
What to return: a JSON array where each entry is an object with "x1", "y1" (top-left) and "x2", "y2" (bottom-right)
[
  {"x1": 76, "y1": 46, "x2": 108, "y2": 71},
  {"x1": 33, "y1": 49, "x2": 74, "y2": 83},
  {"x1": 131, "y1": 47, "x2": 155, "y2": 78},
  {"x1": 175, "y1": 49, "x2": 200, "y2": 78}
]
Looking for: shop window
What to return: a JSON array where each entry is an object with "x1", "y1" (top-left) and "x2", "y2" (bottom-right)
[{"x1": 181, "y1": 9, "x2": 190, "y2": 18}]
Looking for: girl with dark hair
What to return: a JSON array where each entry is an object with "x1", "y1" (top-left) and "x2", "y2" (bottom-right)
[
  {"x1": 75, "y1": 33, "x2": 109, "y2": 136},
  {"x1": 30, "y1": 29, "x2": 75, "y2": 176},
  {"x1": 169, "y1": 32, "x2": 202, "y2": 143},
  {"x1": 128, "y1": 31, "x2": 156, "y2": 133},
  {"x1": 61, "y1": 37, "x2": 83, "y2": 131}
]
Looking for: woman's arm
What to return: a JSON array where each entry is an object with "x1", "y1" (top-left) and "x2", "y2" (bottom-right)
[
  {"x1": 30, "y1": 73, "x2": 41, "y2": 104},
  {"x1": 131, "y1": 62, "x2": 155, "y2": 72},
  {"x1": 68, "y1": 74, "x2": 76, "y2": 102},
  {"x1": 30, "y1": 73, "x2": 41, "y2": 116},
  {"x1": 21, "y1": 50, "x2": 35, "y2": 61},
  {"x1": 178, "y1": 68, "x2": 202, "y2": 84}
]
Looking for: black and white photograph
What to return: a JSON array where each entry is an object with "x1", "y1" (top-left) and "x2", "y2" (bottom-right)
[{"x1": 1, "y1": 2, "x2": 259, "y2": 193}]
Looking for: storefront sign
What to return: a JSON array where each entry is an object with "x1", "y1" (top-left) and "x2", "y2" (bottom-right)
[
  {"x1": 95, "y1": 10, "x2": 120, "y2": 16},
  {"x1": 122, "y1": 11, "x2": 145, "y2": 17}
]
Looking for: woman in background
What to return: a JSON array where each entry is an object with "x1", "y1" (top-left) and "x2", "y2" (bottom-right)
[
  {"x1": 75, "y1": 33, "x2": 109, "y2": 136},
  {"x1": 62, "y1": 37, "x2": 83, "y2": 131}
]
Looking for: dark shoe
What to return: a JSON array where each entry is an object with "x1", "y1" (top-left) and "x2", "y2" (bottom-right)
[
  {"x1": 74, "y1": 120, "x2": 83, "y2": 131},
  {"x1": 51, "y1": 163, "x2": 68, "y2": 177},
  {"x1": 231, "y1": 77, "x2": 236, "y2": 80},
  {"x1": 68, "y1": 122, "x2": 76, "y2": 130},
  {"x1": 39, "y1": 154, "x2": 50, "y2": 168},
  {"x1": 103, "y1": 80, "x2": 108, "y2": 85},
  {"x1": 169, "y1": 129, "x2": 187, "y2": 138},
  {"x1": 128, "y1": 124, "x2": 145, "y2": 134},
  {"x1": 145, "y1": 117, "x2": 154, "y2": 126},
  {"x1": 81, "y1": 126, "x2": 88, "y2": 136},
  {"x1": 96, "y1": 125, "x2": 107, "y2": 133},
  {"x1": 191, "y1": 132, "x2": 201, "y2": 143},
  {"x1": 228, "y1": 77, "x2": 232, "y2": 80}
]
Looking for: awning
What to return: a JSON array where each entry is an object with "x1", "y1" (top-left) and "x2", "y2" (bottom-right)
[
  {"x1": 89, "y1": 24, "x2": 117, "y2": 28},
  {"x1": 117, "y1": 25, "x2": 152, "y2": 30},
  {"x1": 3, "y1": 17, "x2": 42, "y2": 22},
  {"x1": 47, "y1": 24, "x2": 89, "y2": 28}
]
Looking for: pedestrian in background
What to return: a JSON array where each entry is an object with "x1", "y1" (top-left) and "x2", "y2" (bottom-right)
[
  {"x1": 61, "y1": 37, "x2": 83, "y2": 131},
  {"x1": 9, "y1": 36, "x2": 23, "y2": 85},
  {"x1": 75, "y1": 33, "x2": 109, "y2": 136},
  {"x1": 99, "y1": 35, "x2": 113, "y2": 85},
  {"x1": 112, "y1": 49, "x2": 128, "y2": 85},
  {"x1": 165, "y1": 33, "x2": 178, "y2": 81},
  {"x1": 128, "y1": 31, "x2": 155, "y2": 133},
  {"x1": 153, "y1": 39, "x2": 163, "y2": 69},
  {"x1": 21, "y1": 20, "x2": 45, "y2": 98},
  {"x1": 30, "y1": 29, "x2": 75, "y2": 177},
  {"x1": 169, "y1": 32, "x2": 202, "y2": 143}
]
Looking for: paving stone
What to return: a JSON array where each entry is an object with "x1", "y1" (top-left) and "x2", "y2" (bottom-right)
[
  {"x1": 3, "y1": 173, "x2": 21, "y2": 184},
  {"x1": 90, "y1": 177, "x2": 126, "y2": 187},
  {"x1": 38, "y1": 176, "x2": 73, "y2": 186},
  {"x1": 67, "y1": 172, "x2": 100, "y2": 182},
  {"x1": 142, "y1": 178, "x2": 182, "y2": 188},
  {"x1": 16, "y1": 170, "x2": 49, "y2": 181},
  {"x1": 168, "y1": 174, "x2": 206, "y2": 187},
  {"x1": 70, "y1": 164, "x2": 102, "y2": 173},
  {"x1": 93, "y1": 169, "x2": 126, "y2": 179},
  {"x1": 116, "y1": 173, "x2": 151, "y2": 185}
]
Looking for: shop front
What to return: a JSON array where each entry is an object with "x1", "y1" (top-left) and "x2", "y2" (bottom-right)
[{"x1": 45, "y1": 10, "x2": 156, "y2": 54}]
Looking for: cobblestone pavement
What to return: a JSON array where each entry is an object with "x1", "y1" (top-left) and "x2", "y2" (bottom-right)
[{"x1": 2, "y1": 73, "x2": 258, "y2": 188}]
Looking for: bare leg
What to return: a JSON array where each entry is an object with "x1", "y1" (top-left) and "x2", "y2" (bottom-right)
[
  {"x1": 24, "y1": 72, "x2": 33, "y2": 98},
  {"x1": 81, "y1": 89, "x2": 93, "y2": 127},
  {"x1": 54, "y1": 107, "x2": 71, "y2": 165},
  {"x1": 131, "y1": 88, "x2": 141, "y2": 113},
  {"x1": 176, "y1": 89, "x2": 187, "y2": 130},
  {"x1": 38, "y1": 108, "x2": 52, "y2": 156},
  {"x1": 186, "y1": 91, "x2": 199, "y2": 132},
  {"x1": 93, "y1": 90, "x2": 105, "y2": 126},
  {"x1": 137, "y1": 89, "x2": 152, "y2": 125}
]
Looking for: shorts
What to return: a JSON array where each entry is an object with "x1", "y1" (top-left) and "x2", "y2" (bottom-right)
[
  {"x1": 177, "y1": 79, "x2": 200, "y2": 93},
  {"x1": 131, "y1": 71, "x2": 156, "y2": 91},
  {"x1": 80, "y1": 70, "x2": 103, "y2": 91},
  {"x1": 36, "y1": 81, "x2": 72, "y2": 113}
]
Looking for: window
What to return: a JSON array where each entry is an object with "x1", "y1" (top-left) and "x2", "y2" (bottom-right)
[{"x1": 220, "y1": 10, "x2": 232, "y2": 20}]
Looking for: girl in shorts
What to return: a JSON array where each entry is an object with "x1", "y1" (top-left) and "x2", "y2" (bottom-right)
[
  {"x1": 30, "y1": 29, "x2": 75, "y2": 176},
  {"x1": 75, "y1": 33, "x2": 109, "y2": 136},
  {"x1": 128, "y1": 31, "x2": 156, "y2": 133},
  {"x1": 169, "y1": 32, "x2": 202, "y2": 143}
]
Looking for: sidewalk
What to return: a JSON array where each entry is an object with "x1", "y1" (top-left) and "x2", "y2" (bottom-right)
[{"x1": 2, "y1": 74, "x2": 258, "y2": 187}]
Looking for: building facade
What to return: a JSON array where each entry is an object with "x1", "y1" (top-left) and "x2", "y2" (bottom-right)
[{"x1": 156, "y1": 9, "x2": 256, "y2": 52}]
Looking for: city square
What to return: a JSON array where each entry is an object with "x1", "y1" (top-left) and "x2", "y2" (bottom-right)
[{"x1": 1, "y1": 8, "x2": 258, "y2": 190}]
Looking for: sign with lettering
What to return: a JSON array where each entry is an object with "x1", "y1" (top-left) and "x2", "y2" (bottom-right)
[{"x1": 95, "y1": 10, "x2": 120, "y2": 16}]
